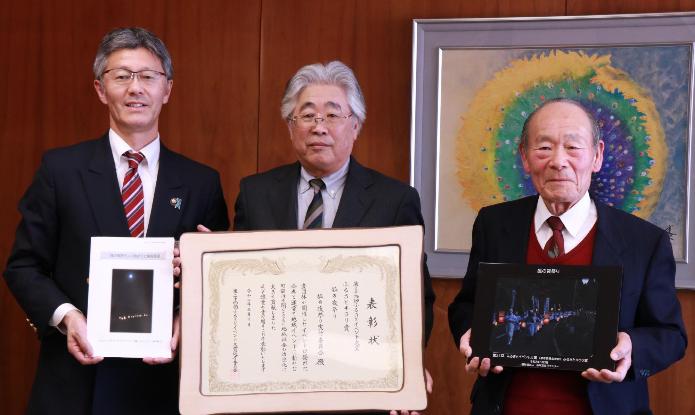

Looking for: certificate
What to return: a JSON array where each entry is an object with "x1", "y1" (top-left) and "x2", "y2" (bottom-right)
[
  {"x1": 179, "y1": 226, "x2": 427, "y2": 414},
  {"x1": 470, "y1": 263, "x2": 622, "y2": 371},
  {"x1": 87, "y1": 237, "x2": 175, "y2": 358}
]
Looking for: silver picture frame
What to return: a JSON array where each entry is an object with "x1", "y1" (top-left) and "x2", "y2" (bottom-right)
[{"x1": 410, "y1": 13, "x2": 695, "y2": 289}]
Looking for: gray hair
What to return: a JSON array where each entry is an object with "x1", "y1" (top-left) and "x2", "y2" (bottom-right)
[
  {"x1": 520, "y1": 98, "x2": 601, "y2": 150},
  {"x1": 93, "y1": 27, "x2": 173, "y2": 80},
  {"x1": 281, "y1": 61, "x2": 366, "y2": 126}
]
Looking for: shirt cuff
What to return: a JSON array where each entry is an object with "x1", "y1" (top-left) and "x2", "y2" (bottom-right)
[{"x1": 49, "y1": 303, "x2": 80, "y2": 335}]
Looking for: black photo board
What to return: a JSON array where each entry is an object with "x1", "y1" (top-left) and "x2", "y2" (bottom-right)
[{"x1": 471, "y1": 263, "x2": 622, "y2": 371}]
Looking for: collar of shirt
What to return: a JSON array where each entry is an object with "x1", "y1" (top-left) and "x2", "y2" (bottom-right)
[
  {"x1": 534, "y1": 192, "x2": 597, "y2": 252},
  {"x1": 108, "y1": 129, "x2": 160, "y2": 177},
  {"x1": 299, "y1": 159, "x2": 350, "y2": 200}
]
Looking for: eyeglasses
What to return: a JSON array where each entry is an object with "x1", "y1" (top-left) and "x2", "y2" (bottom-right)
[
  {"x1": 289, "y1": 112, "x2": 353, "y2": 128},
  {"x1": 102, "y1": 68, "x2": 167, "y2": 85}
]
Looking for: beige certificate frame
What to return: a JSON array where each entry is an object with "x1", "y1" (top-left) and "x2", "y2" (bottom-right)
[{"x1": 179, "y1": 226, "x2": 427, "y2": 414}]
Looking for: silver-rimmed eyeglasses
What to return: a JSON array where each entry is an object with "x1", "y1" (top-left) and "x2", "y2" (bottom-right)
[
  {"x1": 289, "y1": 112, "x2": 353, "y2": 128},
  {"x1": 102, "y1": 68, "x2": 167, "y2": 85}
]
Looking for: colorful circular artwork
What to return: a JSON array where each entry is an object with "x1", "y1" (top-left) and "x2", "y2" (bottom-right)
[{"x1": 456, "y1": 50, "x2": 666, "y2": 219}]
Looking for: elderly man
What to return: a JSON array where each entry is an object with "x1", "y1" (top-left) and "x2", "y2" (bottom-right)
[
  {"x1": 448, "y1": 98, "x2": 686, "y2": 415},
  {"x1": 4, "y1": 28, "x2": 229, "y2": 414},
  {"x1": 232, "y1": 61, "x2": 434, "y2": 415}
]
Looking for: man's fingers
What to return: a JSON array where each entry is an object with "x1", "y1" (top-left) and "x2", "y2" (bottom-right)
[
  {"x1": 425, "y1": 368, "x2": 433, "y2": 393},
  {"x1": 490, "y1": 365, "x2": 504, "y2": 374},
  {"x1": 610, "y1": 347, "x2": 628, "y2": 361},
  {"x1": 465, "y1": 356, "x2": 480, "y2": 373},
  {"x1": 582, "y1": 367, "x2": 625, "y2": 384},
  {"x1": 459, "y1": 342, "x2": 472, "y2": 357},
  {"x1": 68, "y1": 338, "x2": 102, "y2": 365},
  {"x1": 171, "y1": 312, "x2": 181, "y2": 353},
  {"x1": 479, "y1": 357, "x2": 491, "y2": 377},
  {"x1": 143, "y1": 356, "x2": 174, "y2": 365},
  {"x1": 611, "y1": 332, "x2": 632, "y2": 361},
  {"x1": 173, "y1": 257, "x2": 182, "y2": 277},
  {"x1": 197, "y1": 224, "x2": 211, "y2": 233},
  {"x1": 459, "y1": 330, "x2": 472, "y2": 357},
  {"x1": 65, "y1": 312, "x2": 102, "y2": 365}
]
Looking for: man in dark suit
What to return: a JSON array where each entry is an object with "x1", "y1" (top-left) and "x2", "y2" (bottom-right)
[
  {"x1": 4, "y1": 28, "x2": 229, "y2": 415},
  {"x1": 233, "y1": 61, "x2": 434, "y2": 415},
  {"x1": 448, "y1": 98, "x2": 687, "y2": 415}
]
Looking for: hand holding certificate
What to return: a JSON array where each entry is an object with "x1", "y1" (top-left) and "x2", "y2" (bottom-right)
[
  {"x1": 87, "y1": 237, "x2": 175, "y2": 358},
  {"x1": 179, "y1": 226, "x2": 427, "y2": 414}
]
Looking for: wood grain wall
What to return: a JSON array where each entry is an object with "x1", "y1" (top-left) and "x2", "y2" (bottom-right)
[{"x1": 1, "y1": 1, "x2": 693, "y2": 414}]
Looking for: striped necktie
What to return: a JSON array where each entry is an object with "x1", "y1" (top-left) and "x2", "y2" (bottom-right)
[
  {"x1": 303, "y1": 179, "x2": 325, "y2": 229},
  {"x1": 122, "y1": 151, "x2": 146, "y2": 237}
]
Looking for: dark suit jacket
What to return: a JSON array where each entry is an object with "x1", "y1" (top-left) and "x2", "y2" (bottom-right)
[
  {"x1": 233, "y1": 157, "x2": 435, "y2": 415},
  {"x1": 448, "y1": 195, "x2": 687, "y2": 415},
  {"x1": 4, "y1": 135, "x2": 229, "y2": 415}
]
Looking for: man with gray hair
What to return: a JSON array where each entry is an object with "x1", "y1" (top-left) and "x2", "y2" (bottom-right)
[
  {"x1": 232, "y1": 61, "x2": 434, "y2": 414},
  {"x1": 448, "y1": 98, "x2": 686, "y2": 414},
  {"x1": 4, "y1": 27, "x2": 229, "y2": 414}
]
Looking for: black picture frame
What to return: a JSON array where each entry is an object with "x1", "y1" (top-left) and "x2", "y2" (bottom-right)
[{"x1": 471, "y1": 263, "x2": 622, "y2": 371}]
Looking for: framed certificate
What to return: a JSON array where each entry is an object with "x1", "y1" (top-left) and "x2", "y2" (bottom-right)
[
  {"x1": 470, "y1": 263, "x2": 622, "y2": 371},
  {"x1": 179, "y1": 226, "x2": 427, "y2": 414}
]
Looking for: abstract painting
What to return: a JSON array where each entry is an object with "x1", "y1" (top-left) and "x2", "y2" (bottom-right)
[{"x1": 436, "y1": 46, "x2": 691, "y2": 260}]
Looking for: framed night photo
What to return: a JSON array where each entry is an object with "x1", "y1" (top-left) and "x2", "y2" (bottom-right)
[{"x1": 471, "y1": 263, "x2": 622, "y2": 371}]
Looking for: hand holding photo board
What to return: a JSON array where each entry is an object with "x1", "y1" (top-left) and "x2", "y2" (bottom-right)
[{"x1": 471, "y1": 263, "x2": 622, "y2": 371}]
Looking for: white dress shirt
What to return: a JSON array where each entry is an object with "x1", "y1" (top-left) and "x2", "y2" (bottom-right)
[
  {"x1": 296, "y1": 160, "x2": 349, "y2": 229},
  {"x1": 534, "y1": 191, "x2": 597, "y2": 253},
  {"x1": 49, "y1": 130, "x2": 161, "y2": 330}
]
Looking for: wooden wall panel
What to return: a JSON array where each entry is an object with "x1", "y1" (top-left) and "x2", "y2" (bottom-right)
[
  {"x1": 649, "y1": 290, "x2": 695, "y2": 414},
  {"x1": 258, "y1": 0, "x2": 564, "y2": 182},
  {"x1": 3, "y1": 1, "x2": 695, "y2": 414}
]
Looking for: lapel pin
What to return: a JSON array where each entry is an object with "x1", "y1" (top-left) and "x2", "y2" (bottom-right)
[{"x1": 170, "y1": 197, "x2": 182, "y2": 210}]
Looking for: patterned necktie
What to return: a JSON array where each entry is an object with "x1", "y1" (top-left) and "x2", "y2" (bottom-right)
[
  {"x1": 543, "y1": 216, "x2": 565, "y2": 259},
  {"x1": 303, "y1": 179, "x2": 325, "y2": 229},
  {"x1": 122, "y1": 151, "x2": 146, "y2": 237}
]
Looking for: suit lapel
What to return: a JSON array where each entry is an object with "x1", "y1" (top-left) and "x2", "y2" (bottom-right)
[
  {"x1": 501, "y1": 195, "x2": 536, "y2": 263},
  {"x1": 147, "y1": 145, "x2": 185, "y2": 237},
  {"x1": 591, "y1": 201, "x2": 626, "y2": 266},
  {"x1": 81, "y1": 135, "x2": 131, "y2": 236},
  {"x1": 333, "y1": 158, "x2": 373, "y2": 228},
  {"x1": 269, "y1": 163, "x2": 300, "y2": 230}
]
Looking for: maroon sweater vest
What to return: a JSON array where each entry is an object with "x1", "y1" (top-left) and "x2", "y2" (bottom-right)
[{"x1": 502, "y1": 223, "x2": 598, "y2": 415}]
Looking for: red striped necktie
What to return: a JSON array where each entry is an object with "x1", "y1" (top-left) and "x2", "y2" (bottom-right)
[{"x1": 122, "y1": 151, "x2": 146, "y2": 237}]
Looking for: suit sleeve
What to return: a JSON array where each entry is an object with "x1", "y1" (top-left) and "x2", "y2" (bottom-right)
[
  {"x1": 625, "y1": 229, "x2": 687, "y2": 380},
  {"x1": 4, "y1": 155, "x2": 71, "y2": 337},
  {"x1": 448, "y1": 208, "x2": 485, "y2": 348},
  {"x1": 232, "y1": 178, "x2": 249, "y2": 231},
  {"x1": 394, "y1": 187, "x2": 436, "y2": 345},
  {"x1": 201, "y1": 170, "x2": 230, "y2": 231}
]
